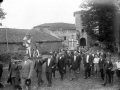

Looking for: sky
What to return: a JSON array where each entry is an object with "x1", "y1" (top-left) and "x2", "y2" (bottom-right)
[{"x1": 1, "y1": 0, "x2": 84, "y2": 29}]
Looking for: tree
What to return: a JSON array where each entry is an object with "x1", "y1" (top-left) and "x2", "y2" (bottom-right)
[
  {"x1": 0, "y1": 0, "x2": 6, "y2": 26},
  {"x1": 80, "y1": 1, "x2": 118, "y2": 51},
  {"x1": 0, "y1": 8, "x2": 6, "y2": 19}
]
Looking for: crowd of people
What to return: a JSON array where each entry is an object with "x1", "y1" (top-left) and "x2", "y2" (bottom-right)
[{"x1": 0, "y1": 48, "x2": 120, "y2": 90}]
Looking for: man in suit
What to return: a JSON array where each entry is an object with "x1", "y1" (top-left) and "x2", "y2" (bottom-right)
[
  {"x1": 96, "y1": 50, "x2": 100, "y2": 58},
  {"x1": 83, "y1": 51, "x2": 92, "y2": 79},
  {"x1": 99, "y1": 55, "x2": 106, "y2": 80},
  {"x1": 57, "y1": 53, "x2": 66, "y2": 81},
  {"x1": 77, "y1": 51, "x2": 82, "y2": 74},
  {"x1": 45, "y1": 53, "x2": 57, "y2": 87},
  {"x1": 100, "y1": 49, "x2": 106, "y2": 59},
  {"x1": 20, "y1": 54, "x2": 34, "y2": 90},
  {"x1": 66, "y1": 51, "x2": 72, "y2": 73},
  {"x1": 90, "y1": 50, "x2": 95, "y2": 76},
  {"x1": 52, "y1": 52, "x2": 57, "y2": 78},
  {"x1": 102, "y1": 57, "x2": 113, "y2": 86},
  {"x1": 62, "y1": 50, "x2": 67, "y2": 75},
  {"x1": 34, "y1": 56, "x2": 45, "y2": 88},
  {"x1": 70, "y1": 51, "x2": 80, "y2": 80}
]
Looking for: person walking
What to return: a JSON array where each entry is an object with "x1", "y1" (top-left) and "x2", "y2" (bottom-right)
[
  {"x1": 93, "y1": 54, "x2": 100, "y2": 78},
  {"x1": 99, "y1": 55, "x2": 105, "y2": 80},
  {"x1": 34, "y1": 56, "x2": 45, "y2": 88},
  {"x1": 20, "y1": 54, "x2": 34, "y2": 90},
  {"x1": 45, "y1": 53, "x2": 57, "y2": 87},
  {"x1": 70, "y1": 51, "x2": 80, "y2": 81},
  {"x1": 83, "y1": 52, "x2": 92, "y2": 79},
  {"x1": 102, "y1": 57, "x2": 113, "y2": 86},
  {"x1": 57, "y1": 53, "x2": 66, "y2": 81}
]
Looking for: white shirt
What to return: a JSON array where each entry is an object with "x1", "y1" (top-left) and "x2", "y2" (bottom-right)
[
  {"x1": 100, "y1": 59, "x2": 102, "y2": 61},
  {"x1": 116, "y1": 62, "x2": 120, "y2": 69},
  {"x1": 92, "y1": 54, "x2": 94, "y2": 57},
  {"x1": 86, "y1": 55, "x2": 89, "y2": 63},
  {"x1": 74, "y1": 56, "x2": 76, "y2": 62},
  {"x1": 48, "y1": 58, "x2": 51, "y2": 66},
  {"x1": 94, "y1": 58, "x2": 99, "y2": 64},
  {"x1": 60, "y1": 56, "x2": 62, "y2": 59},
  {"x1": 97, "y1": 52, "x2": 99, "y2": 55}
]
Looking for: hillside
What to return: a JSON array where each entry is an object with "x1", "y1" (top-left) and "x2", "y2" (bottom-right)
[{"x1": 33, "y1": 22, "x2": 76, "y2": 31}]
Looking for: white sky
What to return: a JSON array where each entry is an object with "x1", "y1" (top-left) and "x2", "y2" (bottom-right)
[{"x1": 1, "y1": 0, "x2": 84, "y2": 29}]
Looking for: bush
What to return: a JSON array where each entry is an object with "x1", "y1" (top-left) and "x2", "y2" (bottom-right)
[
  {"x1": 0, "y1": 52, "x2": 23, "y2": 64},
  {"x1": 41, "y1": 52, "x2": 50, "y2": 55},
  {"x1": 0, "y1": 53, "x2": 12, "y2": 63}
]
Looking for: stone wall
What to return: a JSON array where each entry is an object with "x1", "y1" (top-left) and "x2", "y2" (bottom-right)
[{"x1": 0, "y1": 41, "x2": 62, "y2": 54}]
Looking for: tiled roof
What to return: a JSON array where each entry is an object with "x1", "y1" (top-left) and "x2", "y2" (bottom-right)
[
  {"x1": 33, "y1": 23, "x2": 76, "y2": 31},
  {"x1": 0, "y1": 28, "x2": 62, "y2": 43}
]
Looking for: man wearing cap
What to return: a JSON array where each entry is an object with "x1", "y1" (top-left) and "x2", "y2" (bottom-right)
[
  {"x1": 34, "y1": 56, "x2": 45, "y2": 88},
  {"x1": 20, "y1": 54, "x2": 34, "y2": 90}
]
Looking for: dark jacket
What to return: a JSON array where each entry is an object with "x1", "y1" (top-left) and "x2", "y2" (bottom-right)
[
  {"x1": 70, "y1": 55, "x2": 80, "y2": 70},
  {"x1": 90, "y1": 54, "x2": 95, "y2": 65},
  {"x1": 0, "y1": 64, "x2": 3, "y2": 79},
  {"x1": 83, "y1": 54, "x2": 92, "y2": 65},
  {"x1": 45, "y1": 57, "x2": 57, "y2": 72},
  {"x1": 34, "y1": 59, "x2": 46, "y2": 72},
  {"x1": 78, "y1": 54, "x2": 82, "y2": 65},
  {"x1": 100, "y1": 52, "x2": 106, "y2": 59},
  {"x1": 99, "y1": 58, "x2": 105, "y2": 69},
  {"x1": 58, "y1": 55, "x2": 66, "y2": 69},
  {"x1": 104, "y1": 61, "x2": 113, "y2": 72}
]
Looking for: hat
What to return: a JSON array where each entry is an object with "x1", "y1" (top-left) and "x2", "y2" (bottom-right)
[
  {"x1": 25, "y1": 79, "x2": 31, "y2": 86},
  {"x1": 49, "y1": 52, "x2": 53, "y2": 55}
]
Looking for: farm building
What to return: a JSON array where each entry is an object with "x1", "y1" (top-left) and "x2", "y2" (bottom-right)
[{"x1": 0, "y1": 28, "x2": 62, "y2": 54}]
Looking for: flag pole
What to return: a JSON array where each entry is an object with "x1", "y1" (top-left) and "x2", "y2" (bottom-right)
[{"x1": 5, "y1": 26, "x2": 9, "y2": 52}]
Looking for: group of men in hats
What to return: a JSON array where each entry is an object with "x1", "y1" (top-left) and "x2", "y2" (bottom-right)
[
  {"x1": 7, "y1": 53, "x2": 34, "y2": 90},
  {"x1": 33, "y1": 48, "x2": 120, "y2": 89},
  {"x1": 1, "y1": 48, "x2": 120, "y2": 90}
]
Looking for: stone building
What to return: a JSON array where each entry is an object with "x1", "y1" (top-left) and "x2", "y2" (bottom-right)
[
  {"x1": 33, "y1": 23, "x2": 78, "y2": 50},
  {"x1": 74, "y1": 10, "x2": 88, "y2": 48},
  {"x1": 0, "y1": 28, "x2": 62, "y2": 54}
]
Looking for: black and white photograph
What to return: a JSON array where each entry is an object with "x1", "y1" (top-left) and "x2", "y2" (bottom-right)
[{"x1": 0, "y1": 0, "x2": 120, "y2": 90}]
